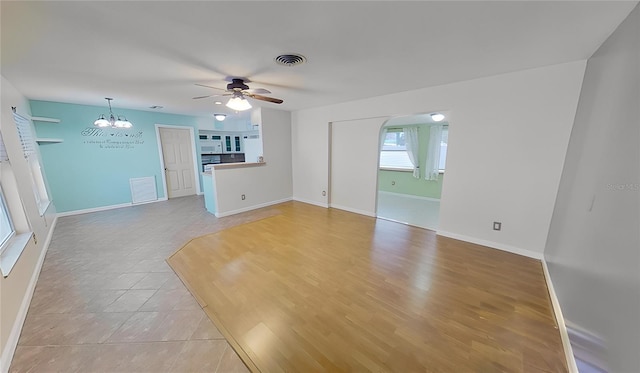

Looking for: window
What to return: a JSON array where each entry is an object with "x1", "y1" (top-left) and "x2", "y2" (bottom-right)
[
  {"x1": 14, "y1": 112, "x2": 51, "y2": 215},
  {"x1": 0, "y1": 132, "x2": 13, "y2": 250},
  {"x1": 439, "y1": 126, "x2": 448, "y2": 171},
  {"x1": 0, "y1": 129, "x2": 34, "y2": 277},
  {"x1": 379, "y1": 130, "x2": 413, "y2": 170},
  {"x1": 0, "y1": 188, "x2": 15, "y2": 251}
]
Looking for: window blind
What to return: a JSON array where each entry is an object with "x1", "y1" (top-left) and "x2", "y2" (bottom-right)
[
  {"x1": 13, "y1": 112, "x2": 36, "y2": 157},
  {"x1": 0, "y1": 132, "x2": 8, "y2": 162}
]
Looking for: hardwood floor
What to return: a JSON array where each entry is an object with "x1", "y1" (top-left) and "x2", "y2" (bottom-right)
[{"x1": 168, "y1": 201, "x2": 567, "y2": 373}]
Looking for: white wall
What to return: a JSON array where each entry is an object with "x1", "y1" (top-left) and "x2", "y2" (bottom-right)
[
  {"x1": 0, "y1": 76, "x2": 57, "y2": 373},
  {"x1": 330, "y1": 117, "x2": 388, "y2": 216},
  {"x1": 292, "y1": 61, "x2": 586, "y2": 257},
  {"x1": 213, "y1": 108, "x2": 292, "y2": 216},
  {"x1": 544, "y1": 5, "x2": 639, "y2": 372}
]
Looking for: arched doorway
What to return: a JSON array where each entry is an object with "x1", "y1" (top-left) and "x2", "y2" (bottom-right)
[{"x1": 376, "y1": 112, "x2": 449, "y2": 230}]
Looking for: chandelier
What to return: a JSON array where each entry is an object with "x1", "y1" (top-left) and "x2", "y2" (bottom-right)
[{"x1": 94, "y1": 98, "x2": 133, "y2": 129}]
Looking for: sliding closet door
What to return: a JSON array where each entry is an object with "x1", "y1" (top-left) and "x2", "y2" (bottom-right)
[{"x1": 330, "y1": 117, "x2": 387, "y2": 216}]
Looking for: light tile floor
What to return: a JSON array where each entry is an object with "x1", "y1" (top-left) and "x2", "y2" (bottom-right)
[
  {"x1": 10, "y1": 195, "x2": 282, "y2": 373},
  {"x1": 376, "y1": 191, "x2": 440, "y2": 231}
]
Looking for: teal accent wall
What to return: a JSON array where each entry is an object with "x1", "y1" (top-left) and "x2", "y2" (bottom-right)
[
  {"x1": 29, "y1": 100, "x2": 213, "y2": 213},
  {"x1": 378, "y1": 123, "x2": 444, "y2": 199}
]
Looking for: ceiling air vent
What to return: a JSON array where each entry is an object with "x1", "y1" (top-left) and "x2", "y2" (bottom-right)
[{"x1": 274, "y1": 54, "x2": 306, "y2": 67}]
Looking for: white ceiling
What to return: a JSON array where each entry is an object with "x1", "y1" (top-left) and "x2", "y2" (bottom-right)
[{"x1": 1, "y1": 1, "x2": 636, "y2": 119}]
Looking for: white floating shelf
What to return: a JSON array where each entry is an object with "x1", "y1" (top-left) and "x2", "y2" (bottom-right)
[
  {"x1": 36, "y1": 138, "x2": 64, "y2": 144},
  {"x1": 31, "y1": 116, "x2": 61, "y2": 123}
]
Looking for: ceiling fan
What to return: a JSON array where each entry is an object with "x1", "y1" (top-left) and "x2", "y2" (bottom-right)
[{"x1": 193, "y1": 78, "x2": 283, "y2": 110}]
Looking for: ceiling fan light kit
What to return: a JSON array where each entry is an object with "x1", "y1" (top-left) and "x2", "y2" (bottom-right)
[
  {"x1": 194, "y1": 78, "x2": 283, "y2": 110},
  {"x1": 94, "y1": 98, "x2": 133, "y2": 129},
  {"x1": 226, "y1": 95, "x2": 252, "y2": 111}
]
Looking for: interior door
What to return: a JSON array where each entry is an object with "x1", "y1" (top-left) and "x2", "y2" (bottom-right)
[
  {"x1": 330, "y1": 117, "x2": 388, "y2": 216},
  {"x1": 159, "y1": 127, "x2": 196, "y2": 198}
]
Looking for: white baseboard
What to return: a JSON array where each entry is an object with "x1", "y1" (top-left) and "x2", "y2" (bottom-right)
[
  {"x1": 1, "y1": 216, "x2": 58, "y2": 373},
  {"x1": 57, "y1": 198, "x2": 168, "y2": 217},
  {"x1": 215, "y1": 197, "x2": 293, "y2": 218},
  {"x1": 541, "y1": 259, "x2": 578, "y2": 373},
  {"x1": 292, "y1": 197, "x2": 329, "y2": 208},
  {"x1": 329, "y1": 204, "x2": 376, "y2": 218},
  {"x1": 436, "y1": 230, "x2": 544, "y2": 259},
  {"x1": 378, "y1": 190, "x2": 441, "y2": 203},
  {"x1": 133, "y1": 197, "x2": 168, "y2": 205}
]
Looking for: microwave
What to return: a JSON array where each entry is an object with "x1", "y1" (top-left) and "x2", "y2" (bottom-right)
[{"x1": 201, "y1": 140, "x2": 223, "y2": 154}]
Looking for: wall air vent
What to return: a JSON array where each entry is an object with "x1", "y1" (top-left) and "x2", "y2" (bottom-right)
[{"x1": 274, "y1": 54, "x2": 306, "y2": 67}]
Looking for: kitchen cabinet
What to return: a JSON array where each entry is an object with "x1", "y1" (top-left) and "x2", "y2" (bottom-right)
[
  {"x1": 224, "y1": 135, "x2": 232, "y2": 152},
  {"x1": 199, "y1": 130, "x2": 248, "y2": 154},
  {"x1": 223, "y1": 135, "x2": 242, "y2": 153}
]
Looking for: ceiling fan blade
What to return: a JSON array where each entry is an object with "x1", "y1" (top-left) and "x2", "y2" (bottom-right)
[
  {"x1": 192, "y1": 95, "x2": 213, "y2": 100},
  {"x1": 245, "y1": 88, "x2": 271, "y2": 94},
  {"x1": 247, "y1": 94, "x2": 283, "y2": 104},
  {"x1": 195, "y1": 83, "x2": 227, "y2": 91}
]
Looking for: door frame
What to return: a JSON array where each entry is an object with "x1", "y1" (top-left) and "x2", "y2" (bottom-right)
[{"x1": 155, "y1": 124, "x2": 202, "y2": 199}]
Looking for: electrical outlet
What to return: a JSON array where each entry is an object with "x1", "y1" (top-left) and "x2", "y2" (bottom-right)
[
  {"x1": 493, "y1": 222, "x2": 502, "y2": 231},
  {"x1": 322, "y1": 190, "x2": 326, "y2": 196},
  {"x1": 391, "y1": 181, "x2": 396, "y2": 186},
  {"x1": 241, "y1": 194, "x2": 246, "y2": 200}
]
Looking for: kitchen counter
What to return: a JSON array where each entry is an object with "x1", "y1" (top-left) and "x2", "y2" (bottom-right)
[
  {"x1": 210, "y1": 162, "x2": 266, "y2": 170},
  {"x1": 201, "y1": 162, "x2": 267, "y2": 216}
]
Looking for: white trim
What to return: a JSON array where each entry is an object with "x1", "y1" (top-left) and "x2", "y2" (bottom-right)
[
  {"x1": 154, "y1": 125, "x2": 169, "y2": 201},
  {"x1": 0, "y1": 232, "x2": 33, "y2": 278},
  {"x1": 155, "y1": 124, "x2": 202, "y2": 199},
  {"x1": 329, "y1": 204, "x2": 376, "y2": 218},
  {"x1": 541, "y1": 259, "x2": 578, "y2": 373},
  {"x1": 214, "y1": 197, "x2": 293, "y2": 218},
  {"x1": 379, "y1": 167, "x2": 413, "y2": 172},
  {"x1": 436, "y1": 230, "x2": 544, "y2": 259},
  {"x1": 0, "y1": 216, "x2": 57, "y2": 373},
  {"x1": 56, "y1": 198, "x2": 168, "y2": 217},
  {"x1": 292, "y1": 197, "x2": 329, "y2": 208},
  {"x1": 378, "y1": 190, "x2": 440, "y2": 203}
]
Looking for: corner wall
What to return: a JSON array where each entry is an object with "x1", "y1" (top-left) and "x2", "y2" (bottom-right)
[
  {"x1": 293, "y1": 61, "x2": 586, "y2": 257},
  {"x1": 544, "y1": 5, "x2": 639, "y2": 372},
  {"x1": 213, "y1": 108, "x2": 292, "y2": 215}
]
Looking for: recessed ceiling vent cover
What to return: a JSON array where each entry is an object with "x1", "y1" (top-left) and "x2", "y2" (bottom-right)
[{"x1": 274, "y1": 54, "x2": 306, "y2": 67}]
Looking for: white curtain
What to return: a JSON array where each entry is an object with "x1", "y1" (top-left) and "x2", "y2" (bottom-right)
[
  {"x1": 424, "y1": 124, "x2": 443, "y2": 181},
  {"x1": 403, "y1": 127, "x2": 420, "y2": 178}
]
